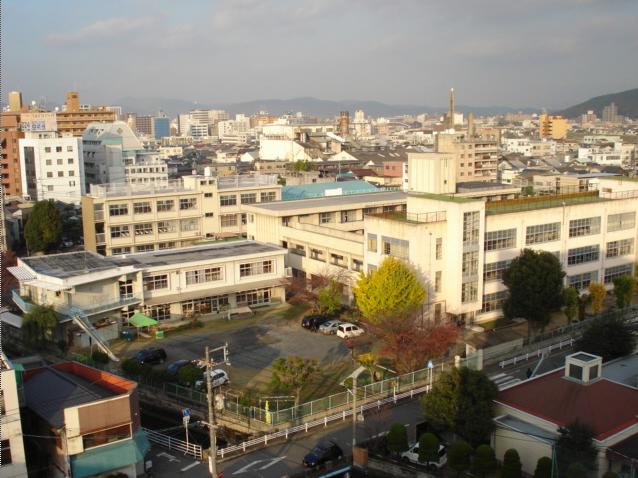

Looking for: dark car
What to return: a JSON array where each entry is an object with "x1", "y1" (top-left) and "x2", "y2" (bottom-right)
[
  {"x1": 303, "y1": 441, "x2": 343, "y2": 468},
  {"x1": 301, "y1": 314, "x2": 330, "y2": 332},
  {"x1": 166, "y1": 359, "x2": 191, "y2": 375},
  {"x1": 134, "y1": 348, "x2": 167, "y2": 365}
]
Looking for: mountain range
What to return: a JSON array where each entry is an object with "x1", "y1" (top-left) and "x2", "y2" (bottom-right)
[{"x1": 555, "y1": 88, "x2": 638, "y2": 119}]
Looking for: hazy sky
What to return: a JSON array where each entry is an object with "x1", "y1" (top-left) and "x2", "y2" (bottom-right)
[{"x1": 4, "y1": 0, "x2": 638, "y2": 109}]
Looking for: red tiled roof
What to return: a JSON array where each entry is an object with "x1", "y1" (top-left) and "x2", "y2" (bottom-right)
[{"x1": 496, "y1": 370, "x2": 638, "y2": 440}]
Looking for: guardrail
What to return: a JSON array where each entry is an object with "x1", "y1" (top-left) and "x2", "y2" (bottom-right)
[
  {"x1": 498, "y1": 338, "x2": 574, "y2": 368},
  {"x1": 143, "y1": 427, "x2": 203, "y2": 460}
]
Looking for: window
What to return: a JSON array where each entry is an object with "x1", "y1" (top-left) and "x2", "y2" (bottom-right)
[
  {"x1": 462, "y1": 251, "x2": 479, "y2": 277},
  {"x1": 134, "y1": 223, "x2": 153, "y2": 235},
  {"x1": 47, "y1": 185, "x2": 54, "y2": 191},
  {"x1": 110, "y1": 225, "x2": 130, "y2": 238},
  {"x1": 569, "y1": 217, "x2": 600, "y2": 237},
  {"x1": 568, "y1": 364, "x2": 583, "y2": 381},
  {"x1": 484, "y1": 229, "x2": 516, "y2": 251},
  {"x1": 68, "y1": 158, "x2": 74, "y2": 164},
  {"x1": 182, "y1": 295, "x2": 228, "y2": 316},
  {"x1": 526, "y1": 222, "x2": 561, "y2": 244},
  {"x1": 67, "y1": 145, "x2": 73, "y2": 152},
  {"x1": 1, "y1": 439, "x2": 12, "y2": 465},
  {"x1": 136, "y1": 244, "x2": 154, "y2": 253},
  {"x1": 568, "y1": 271, "x2": 598, "y2": 291},
  {"x1": 604, "y1": 264, "x2": 633, "y2": 283},
  {"x1": 481, "y1": 290, "x2": 507, "y2": 313},
  {"x1": 144, "y1": 274, "x2": 168, "y2": 291},
  {"x1": 435, "y1": 271, "x2": 442, "y2": 293},
  {"x1": 240, "y1": 260, "x2": 274, "y2": 277},
  {"x1": 461, "y1": 282, "x2": 478, "y2": 303},
  {"x1": 111, "y1": 247, "x2": 131, "y2": 255},
  {"x1": 68, "y1": 170, "x2": 74, "y2": 177},
  {"x1": 463, "y1": 211, "x2": 480, "y2": 243},
  {"x1": 319, "y1": 212, "x2": 334, "y2": 224},
  {"x1": 567, "y1": 245, "x2": 599, "y2": 265},
  {"x1": 47, "y1": 172, "x2": 53, "y2": 178},
  {"x1": 180, "y1": 198, "x2": 197, "y2": 210},
  {"x1": 435, "y1": 238, "x2": 442, "y2": 260},
  {"x1": 352, "y1": 259, "x2": 363, "y2": 272},
  {"x1": 290, "y1": 244, "x2": 306, "y2": 256},
  {"x1": 382, "y1": 236, "x2": 409, "y2": 259},
  {"x1": 109, "y1": 204, "x2": 128, "y2": 216},
  {"x1": 240, "y1": 193, "x2": 257, "y2": 204},
  {"x1": 220, "y1": 194, "x2": 237, "y2": 206},
  {"x1": 185, "y1": 267, "x2": 223, "y2": 285},
  {"x1": 82, "y1": 424, "x2": 131, "y2": 450},
  {"x1": 158, "y1": 241, "x2": 175, "y2": 250},
  {"x1": 310, "y1": 248, "x2": 325, "y2": 261},
  {"x1": 145, "y1": 303, "x2": 171, "y2": 321},
  {"x1": 157, "y1": 200, "x2": 174, "y2": 212},
  {"x1": 180, "y1": 218, "x2": 199, "y2": 232},
  {"x1": 46, "y1": 159, "x2": 52, "y2": 166},
  {"x1": 44, "y1": 146, "x2": 51, "y2": 153},
  {"x1": 134, "y1": 202, "x2": 152, "y2": 214},
  {"x1": 157, "y1": 221, "x2": 176, "y2": 233},
  {"x1": 261, "y1": 191, "x2": 276, "y2": 203},
  {"x1": 367, "y1": 234, "x2": 377, "y2": 252},
  {"x1": 330, "y1": 253, "x2": 346, "y2": 267},
  {"x1": 341, "y1": 210, "x2": 357, "y2": 223},
  {"x1": 483, "y1": 260, "x2": 512, "y2": 282},
  {"x1": 607, "y1": 212, "x2": 635, "y2": 232},
  {"x1": 237, "y1": 288, "x2": 271, "y2": 306},
  {"x1": 56, "y1": 146, "x2": 62, "y2": 152},
  {"x1": 607, "y1": 239, "x2": 634, "y2": 258},
  {"x1": 220, "y1": 214, "x2": 237, "y2": 227},
  {"x1": 204, "y1": 192, "x2": 213, "y2": 198},
  {"x1": 205, "y1": 212, "x2": 214, "y2": 218},
  {"x1": 58, "y1": 171, "x2": 64, "y2": 177}
]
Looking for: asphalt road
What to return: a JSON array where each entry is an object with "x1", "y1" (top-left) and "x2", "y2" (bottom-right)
[{"x1": 150, "y1": 398, "x2": 423, "y2": 478}]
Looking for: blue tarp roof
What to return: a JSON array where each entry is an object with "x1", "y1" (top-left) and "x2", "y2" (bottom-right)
[{"x1": 282, "y1": 180, "x2": 379, "y2": 200}]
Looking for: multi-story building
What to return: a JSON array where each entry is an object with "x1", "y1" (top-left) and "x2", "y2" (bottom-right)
[
  {"x1": 123, "y1": 152, "x2": 168, "y2": 184},
  {"x1": 81, "y1": 173, "x2": 281, "y2": 256},
  {"x1": 19, "y1": 133, "x2": 85, "y2": 204},
  {"x1": 10, "y1": 242, "x2": 287, "y2": 355},
  {"x1": 134, "y1": 115, "x2": 154, "y2": 136},
  {"x1": 0, "y1": 352, "x2": 28, "y2": 478},
  {"x1": 0, "y1": 112, "x2": 24, "y2": 197},
  {"x1": 153, "y1": 116, "x2": 170, "y2": 139},
  {"x1": 22, "y1": 361, "x2": 149, "y2": 477},
  {"x1": 55, "y1": 92, "x2": 116, "y2": 136},
  {"x1": 538, "y1": 114, "x2": 568, "y2": 140},
  {"x1": 436, "y1": 132, "x2": 499, "y2": 182},
  {"x1": 158, "y1": 146, "x2": 183, "y2": 160},
  {"x1": 602, "y1": 102, "x2": 619, "y2": 123},
  {"x1": 7, "y1": 91, "x2": 23, "y2": 113}
]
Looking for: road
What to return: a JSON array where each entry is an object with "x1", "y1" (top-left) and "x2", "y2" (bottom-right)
[{"x1": 150, "y1": 398, "x2": 423, "y2": 477}]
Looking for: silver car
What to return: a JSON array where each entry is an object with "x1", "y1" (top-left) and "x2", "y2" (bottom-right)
[{"x1": 319, "y1": 320, "x2": 342, "y2": 335}]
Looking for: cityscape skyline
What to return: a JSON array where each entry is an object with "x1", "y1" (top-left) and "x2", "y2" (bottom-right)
[{"x1": 4, "y1": 0, "x2": 638, "y2": 110}]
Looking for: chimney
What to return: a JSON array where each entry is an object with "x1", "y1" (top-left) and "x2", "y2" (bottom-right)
[{"x1": 448, "y1": 87, "x2": 455, "y2": 129}]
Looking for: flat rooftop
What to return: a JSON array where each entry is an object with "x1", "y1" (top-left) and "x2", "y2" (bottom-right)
[
  {"x1": 21, "y1": 251, "x2": 119, "y2": 279},
  {"x1": 485, "y1": 191, "x2": 608, "y2": 215},
  {"x1": 245, "y1": 190, "x2": 407, "y2": 215},
  {"x1": 602, "y1": 353, "x2": 638, "y2": 388}
]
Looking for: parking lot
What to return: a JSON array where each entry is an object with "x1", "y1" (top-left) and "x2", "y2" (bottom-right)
[{"x1": 110, "y1": 304, "x2": 353, "y2": 397}]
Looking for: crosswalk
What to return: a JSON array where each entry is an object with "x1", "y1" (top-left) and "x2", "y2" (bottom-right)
[{"x1": 489, "y1": 372, "x2": 522, "y2": 390}]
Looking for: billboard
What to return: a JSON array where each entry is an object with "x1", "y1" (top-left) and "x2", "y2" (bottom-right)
[{"x1": 20, "y1": 112, "x2": 58, "y2": 132}]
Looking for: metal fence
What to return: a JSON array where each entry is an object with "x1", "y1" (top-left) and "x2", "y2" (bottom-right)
[{"x1": 143, "y1": 427, "x2": 203, "y2": 460}]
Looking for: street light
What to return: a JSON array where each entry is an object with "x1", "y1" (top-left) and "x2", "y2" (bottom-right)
[
  {"x1": 427, "y1": 360, "x2": 434, "y2": 391},
  {"x1": 344, "y1": 366, "x2": 366, "y2": 450}
]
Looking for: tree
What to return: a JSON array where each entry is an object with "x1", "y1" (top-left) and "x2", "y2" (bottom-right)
[
  {"x1": 316, "y1": 279, "x2": 342, "y2": 316},
  {"x1": 293, "y1": 160, "x2": 313, "y2": 172},
  {"x1": 421, "y1": 367, "x2": 498, "y2": 446},
  {"x1": 418, "y1": 432, "x2": 440, "y2": 465},
  {"x1": 556, "y1": 421, "x2": 597, "y2": 476},
  {"x1": 24, "y1": 200, "x2": 63, "y2": 253},
  {"x1": 577, "y1": 315, "x2": 636, "y2": 361},
  {"x1": 612, "y1": 275, "x2": 635, "y2": 310},
  {"x1": 588, "y1": 282, "x2": 606, "y2": 314},
  {"x1": 386, "y1": 423, "x2": 408, "y2": 455},
  {"x1": 447, "y1": 440, "x2": 472, "y2": 478},
  {"x1": 473, "y1": 444, "x2": 497, "y2": 478},
  {"x1": 178, "y1": 364, "x2": 203, "y2": 386},
  {"x1": 563, "y1": 288, "x2": 579, "y2": 323},
  {"x1": 270, "y1": 356, "x2": 318, "y2": 405},
  {"x1": 602, "y1": 472, "x2": 619, "y2": 478},
  {"x1": 566, "y1": 463, "x2": 588, "y2": 478},
  {"x1": 534, "y1": 457, "x2": 553, "y2": 478},
  {"x1": 22, "y1": 305, "x2": 58, "y2": 348},
  {"x1": 353, "y1": 257, "x2": 425, "y2": 324},
  {"x1": 501, "y1": 449, "x2": 522, "y2": 478},
  {"x1": 502, "y1": 249, "x2": 565, "y2": 330}
]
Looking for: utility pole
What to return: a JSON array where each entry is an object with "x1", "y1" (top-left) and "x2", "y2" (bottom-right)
[
  {"x1": 352, "y1": 374, "x2": 357, "y2": 450},
  {"x1": 206, "y1": 346, "x2": 217, "y2": 477}
]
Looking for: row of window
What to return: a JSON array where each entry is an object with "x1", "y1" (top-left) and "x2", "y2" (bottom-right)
[
  {"x1": 46, "y1": 170, "x2": 75, "y2": 178},
  {"x1": 110, "y1": 220, "x2": 201, "y2": 237},
  {"x1": 44, "y1": 145, "x2": 74, "y2": 153},
  {"x1": 111, "y1": 241, "x2": 176, "y2": 255},
  {"x1": 109, "y1": 198, "x2": 198, "y2": 216},
  {"x1": 220, "y1": 191, "x2": 276, "y2": 206},
  {"x1": 44, "y1": 157, "x2": 74, "y2": 165},
  {"x1": 320, "y1": 210, "x2": 358, "y2": 224}
]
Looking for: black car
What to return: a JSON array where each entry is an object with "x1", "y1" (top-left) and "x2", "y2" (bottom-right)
[
  {"x1": 303, "y1": 441, "x2": 343, "y2": 467},
  {"x1": 301, "y1": 314, "x2": 330, "y2": 332},
  {"x1": 134, "y1": 348, "x2": 167, "y2": 365}
]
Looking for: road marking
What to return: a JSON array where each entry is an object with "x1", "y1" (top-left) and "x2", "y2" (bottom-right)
[
  {"x1": 180, "y1": 461, "x2": 199, "y2": 472},
  {"x1": 259, "y1": 456, "x2": 286, "y2": 470},
  {"x1": 156, "y1": 452, "x2": 180, "y2": 463},
  {"x1": 232, "y1": 457, "x2": 287, "y2": 474}
]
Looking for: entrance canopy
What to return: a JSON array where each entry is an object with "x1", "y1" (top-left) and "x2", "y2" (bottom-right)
[{"x1": 128, "y1": 313, "x2": 158, "y2": 328}]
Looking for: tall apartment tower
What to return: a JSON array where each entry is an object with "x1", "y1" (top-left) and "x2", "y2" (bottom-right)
[
  {"x1": 8, "y1": 91, "x2": 23, "y2": 112},
  {"x1": 467, "y1": 111, "x2": 475, "y2": 136},
  {"x1": 338, "y1": 111, "x2": 350, "y2": 137},
  {"x1": 66, "y1": 91, "x2": 80, "y2": 112},
  {"x1": 602, "y1": 102, "x2": 619, "y2": 123},
  {"x1": 448, "y1": 88, "x2": 455, "y2": 129}
]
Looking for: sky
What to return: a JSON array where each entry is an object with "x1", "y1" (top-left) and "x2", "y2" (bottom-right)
[{"x1": 4, "y1": 0, "x2": 638, "y2": 109}]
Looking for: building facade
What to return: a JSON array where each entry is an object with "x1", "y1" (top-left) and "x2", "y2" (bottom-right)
[
  {"x1": 538, "y1": 114, "x2": 568, "y2": 140},
  {"x1": 436, "y1": 132, "x2": 499, "y2": 182},
  {"x1": 56, "y1": 92, "x2": 116, "y2": 136},
  {"x1": 0, "y1": 352, "x2": 28, "y2": 478},
  {"x1": 0, "y1": 112, "x2": 24, "y2": 197}
]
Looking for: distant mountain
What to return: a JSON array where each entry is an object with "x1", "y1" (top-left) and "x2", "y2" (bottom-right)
[
  {"x1": 555, "y1": 88, "x2": 638, "y2": 119},
  {"x1": 114, "y1": 95, "x2": 539, "y2": 118}
]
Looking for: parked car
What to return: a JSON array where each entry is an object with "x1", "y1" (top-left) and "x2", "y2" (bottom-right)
[
  {"x1": 318, "y1": 320, "x2": 343, "y2": 335},
  {"x1": 336, "y1": 323, "x2": 364, "y2": 339},
  {"x1": 303, "y1": 441, "x2": 343, "y2": 468},
  {"x1": 401, "y1": 443, "x2": 447, "y2": 471},
  {"x1": 301, "y1": 314, "x2": 330, "y2": 332},
  {"x1": 195, "y1": 369, "x2": 230, "y2": 389},
  {"x1": 134, "y1": 348, "x2": 167, "y2": 365},
  {"x1": 166, "y1": 359, "x2": 191, "y2": 375}
]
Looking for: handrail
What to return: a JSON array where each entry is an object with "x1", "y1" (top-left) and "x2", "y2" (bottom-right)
[{"x1": 143, "y1": 427, "x2": 203, "y2": 460}]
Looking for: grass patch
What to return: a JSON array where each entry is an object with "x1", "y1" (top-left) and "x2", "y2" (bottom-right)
[
  {"x1": 480, "y1": 317, "x2": 513, "y2": 331},
  {"x1": 280, "y1": 302, "x2": 311, "y2": 321}
]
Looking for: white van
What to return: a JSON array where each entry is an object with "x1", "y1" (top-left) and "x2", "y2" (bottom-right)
[
  {"x1": 401, "y1": 443, "x2": 447, "y2": 470},
  {"x1": 336, "y1": 323, "x2": 364, "y2": 339}
]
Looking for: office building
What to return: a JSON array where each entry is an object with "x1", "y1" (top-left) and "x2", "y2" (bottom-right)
[
  {"x1": 153, "y1": 116, "x2": 170, "y2": 139},
  {"x1": 0, "y1": 352, "x2": 28, "y2": 478},
  {"x1": 1, "y1": 112, "x2": 24, "y2": 197},
  {"x1": 538, "y1": 114, "x2": 568, "y2": 140},
  {"x1": 135, "y1": 115, "x2": 154, "y2": 136},
  {"x1": 55, "y1": 92, "x2": 116, "y2": 136},
  {"x1": 81, "y1": 173, "x2": 281, "y2": 256}
]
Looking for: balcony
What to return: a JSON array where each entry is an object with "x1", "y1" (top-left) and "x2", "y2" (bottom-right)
[
  {"x1": 96, "y1": 233, "x2": 106, "y2": 244},
  {"x1": 12, "y1": 290, "x2": 141, "y2": 319}
]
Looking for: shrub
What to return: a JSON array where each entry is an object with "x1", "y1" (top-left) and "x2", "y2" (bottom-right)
[
  {"x1": 178, "y1": 364, "x2": 204, "y2": 385},
  {"x1": 566, "y1": 463, "x2": 588, "y2": 478},
  {"x1": 473, "y1": 444, "x2": 497, "y2": 478},
  {"x1": 534, "y1": 456, "x2": 553, "y2": 478},
  {"x1": 91, "y1": 351, "x2": 109, "y2": 364},
  {"x1": 418, "y1": 432, "x2": 439, "y2": 465},
  {"x1": 448, "y1": 440, "x2": 473, "y2": 477},
  {"x1": 502, "y1": 448, "x2": 522, "y2": 478},
  {"x1": 386, "y1": 423, "x2": 408, "y2": 455}
]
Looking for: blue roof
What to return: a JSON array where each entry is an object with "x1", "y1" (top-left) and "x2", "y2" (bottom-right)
[{"x1": 282, "y1": 180, "x2": 380, "y2": 200}]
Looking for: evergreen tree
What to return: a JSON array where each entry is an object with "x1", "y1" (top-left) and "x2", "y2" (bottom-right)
[{"x1": 24, "y1": 200, "x2": 63, "y2": 253}]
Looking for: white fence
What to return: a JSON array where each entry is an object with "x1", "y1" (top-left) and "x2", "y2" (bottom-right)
[
  {"x1": 143, "y1": 427, "x2": 203, "y2": 460},
  {"x1": 498, "y1": 338, "x2": 574, "y2": 368}
]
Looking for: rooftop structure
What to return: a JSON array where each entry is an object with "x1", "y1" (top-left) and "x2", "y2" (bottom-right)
[{"x1": 282, "y1": 180, "x2": 382, "y2": 200}]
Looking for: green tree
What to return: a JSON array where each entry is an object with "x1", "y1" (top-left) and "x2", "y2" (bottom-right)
[
  {"x1": 501, "y1": 449, "x2": 522, "y2": 478},
  {"x1": 556, "y1": 421, "x2": 597, "y2": 476},
  {"x1": 563, "y1": 288, "x2": 579, "y2": 323},
  {"x1": 293, "y1": 160, "x2": 313, "y2": 172},
  {"x1": 421, "y1": 367, "x2": 498, "y2": 446},
  {"x1": 588, "y1": 282, "x2": 606, "y2": 314},
  {"x1": 418, "y1": 432, "x2": 440, "y2": 465},
  {"x1": 23, "y1": 305, "x2": 58, "y2": 348},
  {"x1": 566, "y1": 463, "x2": 588, "y2": 478},
  {"x1": 24, "y1": 200, "x2": 63, "y2": 253},
  {"x1": 178, "y1": 364, "x2": 204, "y2": 386},
  {"x1": 353, "y1": 257, "x2": 425, "y2": 324},
  {"x1": 577, "y1": 315, "x2": 636, "y2": 361},
  {"x1": 386, "y1": 423, "x2": 408, "y2": 455},
  {"x1": 502, "y1": 249, "x2": 565, "y2": 330},
  {"x1": 447, "y1": 440, "x2": 473, "y2": 478},
  {"x1": 612, "y1": 275, "x2": 635, "y2": 310},
  {"x1": 473, "y1": 444, "x2": 497, "y2": 478},
  {"x1": 270, "y1": 356, "x2": 318, "y2": 405},
  {"x1": 316, "y1": 279, "x2": 342, "y2": 315},
  {"x1": 534, "y1": 457, "x2": 553, "y2": 478},
  {"x1": 602, "y1": 472, "x2": 619, "y2": 478}
]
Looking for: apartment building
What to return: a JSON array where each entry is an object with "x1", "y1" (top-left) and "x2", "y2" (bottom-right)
[
  {"x1": 56, "y1": 92, "x2": 116, "y2": 136},
  {"x1": 82, "y1": 173, "x2": 281, "y2": 256},
  {"x1": 0, "y1": 352, "x2": 27, "y2": 478},
  {"x1": 19, "y1": 133, "x2": 85, "y2": 204},
  {"x1": 22, "y1": 362, "x2": 149, "y2": 478},
  {"x1": 538, "y1": 114, "x2": 568, "y2": 140},
  {"x1": 436, "y1": 132, "x2": 499, "y2": 182},
  {"x1": 10, "y1": 242, "x2": 287, "y2": 357},
  {"x1": 124, "y1": 152, "x2": 168, "y2": 184},
  {"x1": 0, "y1": 112, "x2": 24, "y2": 197}
]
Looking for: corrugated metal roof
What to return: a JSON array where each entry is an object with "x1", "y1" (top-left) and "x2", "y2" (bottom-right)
[
  {"x1": 7, "y1": 266, "x2": 35, "y2": 281},
  {"x1": 282, "y1": 180, "x2": 380, "y2": 200}
]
